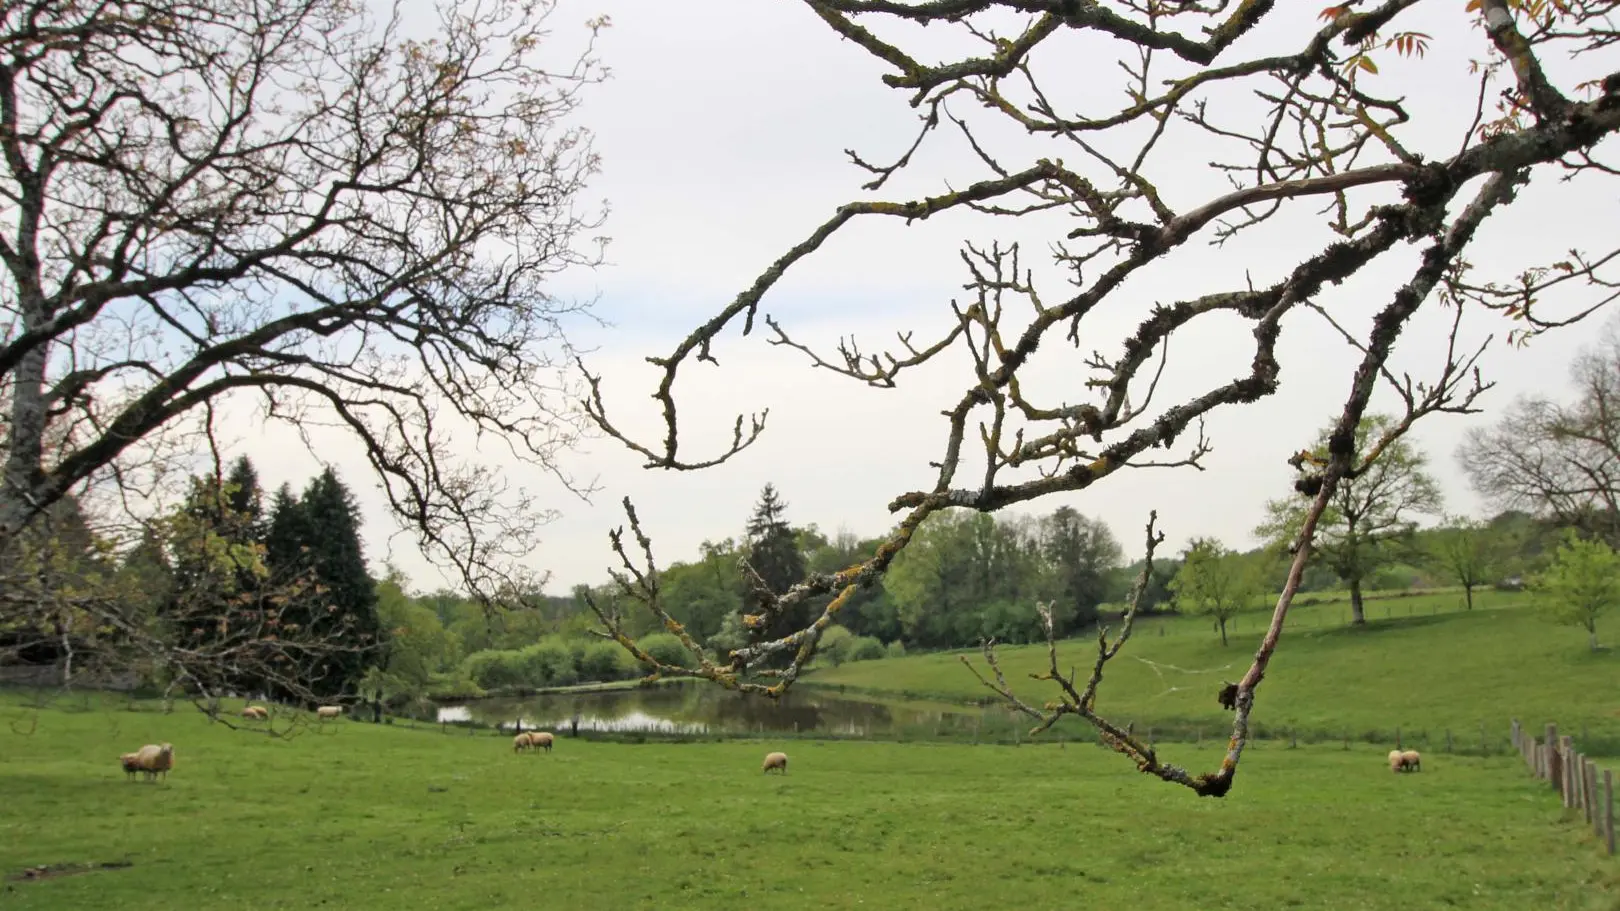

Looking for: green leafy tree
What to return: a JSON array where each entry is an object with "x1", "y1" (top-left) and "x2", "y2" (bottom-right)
[
  {"x1": 0, "y1": 494, "x2": 120, "y2": 680},
  {"x1": 161, "y1": 474, "x2": 277, "y2": 692},
  {"x1": 1426, "y1": 515, "x2": 1498, "y2": 610},
  {"x1": 1258, "y1": 414, "x2": 1442, "y2": 625},
  {"x1": 361, "y1": 565, "x2": 456, "y2": 708},
  {"x1": 658, "y1": 538, "x2": 747, "y2": 644},
  {"x1": 802, "y1": 527, "x2": 901, "y2": 642},
  {"x1": 1040, "y1": 506, "x2": 1124, "y2": 633},
  {"x1": 1529, "y1": 531, "x2": 1620, "y2": 651},
  {"x1": 1168, "y1": 538, "x2": 1258, "y2": 646}
]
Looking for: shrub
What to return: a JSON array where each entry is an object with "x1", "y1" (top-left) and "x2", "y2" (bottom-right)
[
  {"x1": 846, "y1": 635, "x2": 886, "y2": 663},
  {"x1": 637, "y1": 632, "x2": 691, "y2": 668},
  {"x1": 578, "y1": 640, "x2": 633, "y2": 681},
  {"x1": 461, "y1": 649, "x2": 527, "y2": 690},
  {"x1": 816, "y1": 625, "x2": 855, "y2": 667},
  {"x1": 520, "y1": 639, "x2": 578, "y2": 687},
  {"x1": 884, "y1": 640, "x2": 906, "y2": 659}
]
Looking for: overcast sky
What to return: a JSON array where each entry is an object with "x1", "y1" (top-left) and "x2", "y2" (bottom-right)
[{"x1": 243, "y1": 0, "x2": 1613, "y2": 596}]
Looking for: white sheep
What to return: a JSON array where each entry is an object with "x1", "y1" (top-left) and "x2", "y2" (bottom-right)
[
  {"x1": 315, "y1": 705, "x2": 342, "y2": 720},
  {"x1": 1400, "y1": 749, "x2": 1422, "y2": 772},
  {"x1": 130, "y1": 743, "x2": 175, "y2": 781},
  {"x1": 240, "y1": 705, "x2": 268, "y2": 720},
  {"x1": 762, "y1": 751, "x2": 788, "y2": 775},
  {"x1": 118, "y1": 752, "x2": 143, "y2": 781},
  {"x1": 513, "y1": 732, "x2": 534, "y2": 752},
  {"x1": 1387, "y1": 749, "x2": 1404, "y2": 773},
  {"x1": 531, "y1": 731, "x2": 554, "y2": 753}
]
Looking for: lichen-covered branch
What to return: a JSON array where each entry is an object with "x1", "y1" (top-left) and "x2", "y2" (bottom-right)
[{"x1": 585, "y1": 0, "x2": 1620, "y2": 795}]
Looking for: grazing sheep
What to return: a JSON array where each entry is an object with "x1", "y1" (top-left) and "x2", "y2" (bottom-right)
[
  {"x1": 1400, "y1": 749, "x2": 1422, "y2": 772},
  {"x1": 531, "y1": 731, "x2": 554, "y2": 753},
  {"x1": 240, "y1": 705, "x2": 267, "y2": 720},
  {"x1": 762, "y1": 751, "x2": 788, "y2": 775},
  {"x1": 131, "y1": 743, "x2": 175, "y2": 782},
  {"x1": 1387, "y1": 749, "x2": 1404, "y2": 773},
  {"x1": 315, "y1": 705, "x2": 342, "y2": 720},
  {"x1": 118, "y1": 752, "x2": 142, "y2": 781},
  {"x1": 513, "y1": 732, "x2": 534, "y2": 752}
]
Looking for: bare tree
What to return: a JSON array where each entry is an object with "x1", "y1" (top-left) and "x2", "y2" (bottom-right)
[
  {"x1": 1458, "y1": 315, "x2": 1620, "y2": 543},
  {"x1": 0, "y1": 0, "x2": 609, "y2": 599},
  {"x1": 581, "y1": 1, "x2": 1619, "y2": 795}
]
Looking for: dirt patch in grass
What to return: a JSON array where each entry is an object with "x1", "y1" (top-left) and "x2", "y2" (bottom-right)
[{"x1": 8, "y1": 860, "x2": 133, "y2": 883}]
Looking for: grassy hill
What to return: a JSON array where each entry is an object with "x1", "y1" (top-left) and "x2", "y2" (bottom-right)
[
  {"x1": 0, "y1": 691, "x2": 1615, "y2": 910},
  {"x1": 804, "y1": 589, "x2": 1620, "y2": 755}
]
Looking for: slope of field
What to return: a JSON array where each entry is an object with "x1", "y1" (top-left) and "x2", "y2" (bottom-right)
[
  {"x1": 1, "y1": 692, "x2": 1615, "y2": 910},
  {"x1": 805, "y1": 594, "x2": 1620, "y2": 753}
]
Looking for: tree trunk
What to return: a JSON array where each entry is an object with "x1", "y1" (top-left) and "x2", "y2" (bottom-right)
[
  {"x1": 1590, "y1": 624, "x2": 1600, "y2": 652},
  {"x1": 1463, "y1": 584, "x2": 1474, "y2": 611},
  {"x1": 1218, "y1": 617, "x2": 1229, "y2": 647},
  {"x1": 1, "y1": 314, "x2": 50, "y2": 540},
  {"x1": 1349, "y1": 579, "x2": 1366, "y2": 625}
]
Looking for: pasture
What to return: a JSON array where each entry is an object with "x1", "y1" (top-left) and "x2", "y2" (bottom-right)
[
  {"x1": 1, "y1": 691, "x2": 1616, "y2": 910},
  {"x1": 805, "y1": 595, "x2": 1620, "y2": 754}
]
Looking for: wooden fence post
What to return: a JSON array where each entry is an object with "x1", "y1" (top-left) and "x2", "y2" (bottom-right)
[
  {"x1": 1604, "y1": 769, "x2": 1615, "y2": 856},
  {"x1": 1546, "y1": 724, "x2": 1560, "y2": 787},
  {"x1": 1589, "y1": 761, "x2": 1602, "y2": 838},
  {"x1": 1578, "y1": 754, "x2": 1590, "y2": 818},
  {"x1": 1560, "y1": 741, "x2": 1571, "y2": 808}
]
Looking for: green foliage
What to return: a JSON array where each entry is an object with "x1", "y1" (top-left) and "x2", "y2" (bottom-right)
[
  {"x1": 655, "y1": 544, "x2": 745, "y2": 644},
  {"x1": 520, "y1": 638, "x2": 579, "y2": 687},
  {"x1": 577, "y1": 639, "x2": 633, "y2": 681},
  {"x1": 1426, "y1": 515, "x2": 1502, "y2": 609},
  {"x1": 365, "y1": 567, "x2": 457, "y2": 706},
  {"x1": 885, "y1": 639, "x2": 907, "y2": 658},
  {"x1": 845, "y1": 635, "x2": 886, "y2": 662},
  {"x1": 814, "y1": 624, "x2": 855, "y2": 666},
  {"x1": 1168, "y1": 537, "x2": 1260, "y2": 646},
  {"x1": 708, "y1": 611, "x2": 750, "y2": 659},
  {"x1": 1528, "y1": 530, "x2": 1620, "y2": 650},
  {"x1": 977, "y1": 599, "x2": 1043, "y2": 644},
  {"x1": 1040, "y1": 506, "x2": 1124, "y2": 631},
  {"x1": 3, "y1": 691, "x2": 1615, "y2": 910},
  {"x1": 808, "y1": 588, "x2": 1620, "y2": 746},
  {"x1": 884, "y1": 508, "x2": 1113, "y2": 647},
  {"x1": 462, "y1": 649, "x2": 529, "y2": 690},
  {"x1": 636, "y1": 632, "x2": 691, "y2": 668},
  {"x1": 1257, "y1": 413, "x2": 1443, "y2": 624}
]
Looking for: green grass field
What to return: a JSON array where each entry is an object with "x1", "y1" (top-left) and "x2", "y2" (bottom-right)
[
  {"x1": 805, "y1": 593, "x2": 1620, "y2": 754},
  {"x1": 1, "y1": 691, "x2": 1616, "y2": 910}
]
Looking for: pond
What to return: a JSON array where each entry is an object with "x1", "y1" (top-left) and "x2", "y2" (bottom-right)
[{"x1": 433, "y1": 679, "x2": 991, "y2": 738}]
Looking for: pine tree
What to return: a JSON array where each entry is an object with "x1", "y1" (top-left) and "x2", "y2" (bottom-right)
[
  {"x1": 744, "y1": 483, "x2": 807, "y2": 665},
  {"x1": 265, "y1": 468, "x2": 381, "y2": 701},
  {"x1": 224, "y1": 455, "x2": 264, "y2": 535}
]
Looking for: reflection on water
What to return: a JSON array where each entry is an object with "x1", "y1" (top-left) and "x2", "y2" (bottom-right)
[{"x1": 433, "y1": 680, "x2": 983, "y2": 737}]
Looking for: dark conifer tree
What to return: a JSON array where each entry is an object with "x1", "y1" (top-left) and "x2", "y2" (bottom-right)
[
  {"x1": 744, "y1": 484, "x2": 808, "y2": 665},
  {"x1": 264, "y1": 468, "x2": 380, "y2": 700}
]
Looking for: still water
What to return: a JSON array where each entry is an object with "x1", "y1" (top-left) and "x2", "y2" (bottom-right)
[{"x1": 434, "y1": 679, "x2": 987, "y2": 737}]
